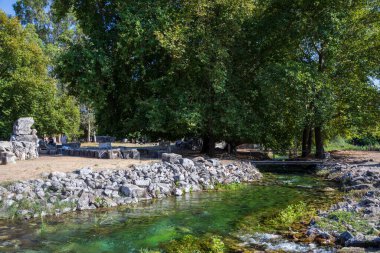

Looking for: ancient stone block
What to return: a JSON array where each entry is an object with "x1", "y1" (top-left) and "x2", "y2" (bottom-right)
[
  {"x1": 162, "y1": 153, "x2": 182, "y2": 164},
  {"x1": 1, "y1": 152, "x2": 16, "y2": 165},
  {"x1": 13, "y1": 117, "x2": 34, "y2": 135}
]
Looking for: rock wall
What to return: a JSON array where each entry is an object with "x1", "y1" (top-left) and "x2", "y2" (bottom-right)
[{"x1": 0, "y1": 154, "x2": 262, "y2": 219}]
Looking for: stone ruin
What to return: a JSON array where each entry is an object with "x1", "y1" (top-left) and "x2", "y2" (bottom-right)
[{"x1": 0, "y1": 117, "x2": 39, "y2": 165}]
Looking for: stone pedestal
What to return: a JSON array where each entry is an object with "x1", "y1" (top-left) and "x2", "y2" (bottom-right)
[{"x1": 1, "y1": 152, "x2": 16, "y2": 165}]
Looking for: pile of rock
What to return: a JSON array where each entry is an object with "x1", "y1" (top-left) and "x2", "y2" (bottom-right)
[
  {"x1": 308, "y1": 163, "x2": 380, "y2": 249},
  {"x1": 0, "y1": 117, "x2": 39, "y2": 164},
  {"x1": 0, "y1": 153, "x2": 262, "y2": 219}
]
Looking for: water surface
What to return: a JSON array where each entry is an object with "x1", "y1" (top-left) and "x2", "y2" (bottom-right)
[{"x1": 0, "y1": 172, "x2": 340, "y2": 252}]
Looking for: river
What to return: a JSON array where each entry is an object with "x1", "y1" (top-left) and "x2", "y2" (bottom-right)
[{"x1": 0, "y1": 170, "x2": 341, "y2": 252}]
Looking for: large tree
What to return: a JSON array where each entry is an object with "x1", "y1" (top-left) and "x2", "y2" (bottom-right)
[
  {"x1": 240, "y1": 0, "x2": 380, "y2": 157},
  {"x1": 55, "y1": 0, "x2": 256, "y2": 154},
  {"x1": 54, "y1": 0, "x2": 379, "y2": 156},
  {"x1": 0, "y1": 11, "x2": 80, "y2": 139}
]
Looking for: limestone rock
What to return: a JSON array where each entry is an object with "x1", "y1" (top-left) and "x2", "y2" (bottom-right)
[
  {"x1": 1, "y1": 152, "x2": 16, "y2": 165},
  {"x1": 13, "y1": 135, "x2": 38, "y2": 143},
  {"x1": 122, "y1": 149, "x2": 140, "y2": 159},
  {"x1": 13, "y1": 117, "x2": 34, "y2": 135},
  {"x1": 180, "y1": 158, "x2": 194, "y2": 169},
  {"x1": 120, "y1": 184, "x2": 146, "y2": 198},
  {"x1": 162, "y1": 153, "x2": 182, "y2": 164},
  {"x1": 337, "y1": 231, "x2": 354, "y2": 245},
  {"x1": 0, "y1": 142, "x2": 13, "y2": 152}
]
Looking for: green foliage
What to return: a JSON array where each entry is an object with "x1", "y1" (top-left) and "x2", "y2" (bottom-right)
[
  {"x1": 325, "y1": 136, "x2": 380, "y2": 151},
  {"x1": 214, "y1": 183, "x2": 244, "y2": 191},
  {"x1": 162, "y1": 234, "x2": 225, "y2": 253},
  {"x1": 317, "y1": 211, "x2": 373, "y2": 235},
  {"x1": 0, "y1": 11, "x2": 80, "y2": 138},
  {"x1": 139, "y1": 249, "x2": 162, "y2": 253},
  {"x1": 269, "y1": 202, "x2": 315, "y2": 230},
  {"x1": 52, "y1": 0, "x2": 380, "y2": 153}
]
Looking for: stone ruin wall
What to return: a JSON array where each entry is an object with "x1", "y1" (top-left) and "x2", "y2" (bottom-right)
[{"x1": 0, "y1": 117, "x2": 39, "y2": 164}]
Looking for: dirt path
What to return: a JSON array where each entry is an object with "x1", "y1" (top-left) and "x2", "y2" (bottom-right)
[
  {"x1": 330, "y1": 150, "x2": 380, "y2": 164},
  {"x1": 0, "y1": 155, "x2": 158, "y2": 183},
  {"x1": 1, "y1": 150, "x2": 378, "y2": 183}
]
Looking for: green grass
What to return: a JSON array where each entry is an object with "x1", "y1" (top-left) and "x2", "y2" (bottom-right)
[
  {"x1": 214, "y1": 182, "x2": 244, "y2": 191},
  {"x1": 317, "y1": 211, "x2": 374, "y2": 235},
  {"x1": 269, "y1": 201, "x2": 315, "y2": 230},
  {"x1": 162, "y1": 234, "x2": 225, "y2": 253},
  {"x1": 325, "y1": 137, "x2": 380, "y2": 151},
  {"x1": 139, "y1": 249, "x2": 162, "y2": 253}
]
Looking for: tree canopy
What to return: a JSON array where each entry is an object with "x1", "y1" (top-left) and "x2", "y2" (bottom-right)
[
  {"x1": 3, "y1": 0, "x2": 379, "y2": 155},
  {"x1": 0, "y1": 11, "x2": 80, "y2": 139},
  {"x1": 53, "y1": 0, "x2": 379, "y2": 155}
]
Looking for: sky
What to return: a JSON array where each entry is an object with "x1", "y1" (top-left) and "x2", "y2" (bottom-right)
[{"x1": 0, "y1": 0, "x2": 16, "y2": 15}]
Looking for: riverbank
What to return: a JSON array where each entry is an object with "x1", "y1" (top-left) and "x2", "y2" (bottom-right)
[
  {"x1": 0, "y1": 171, "x2": 339, "y2": 252},
  {"x1": 305, "y1": 162, "x2": 380, "y2": 251},
  {"x1": 0, "y1": 153, "x2": 261, "y2": 220}
]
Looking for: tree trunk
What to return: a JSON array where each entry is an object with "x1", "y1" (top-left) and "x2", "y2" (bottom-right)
[
  {"x1": 87, "y1": 118, "x2": 91, "y2": 142},
  {"x1": 315, "y1": 126, "x2": 324, "y2": 159},
  {"x1": 201, "y1": 135, "x2": 216, "y2": 156},
  {"x1": 301, "y1": 127, "x2": 310, "y2": 157},
  {"x1": 226, "y1": 141, "x2": 237, "y2": 155}
]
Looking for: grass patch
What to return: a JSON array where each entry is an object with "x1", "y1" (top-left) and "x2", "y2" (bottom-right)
[
  {"x1": 214, "y1": 182, "x2": 244, "y2": 191},
  {"x1": 139, "y1": 249, "x2": 162, "y2": 253},
  {"x1": 162, "y1": 234, "x2": 225, "y2": 253},
  {"x1": 317, "y1": 211, "x2": 373, "y2": 235},
  {"x1": 325, "y1": 136, "x2": 380, "y2": 151}
]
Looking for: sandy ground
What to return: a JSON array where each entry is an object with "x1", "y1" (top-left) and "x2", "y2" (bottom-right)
[
  {"x1": 0, "y1": 155, "x2": 158, "y2": 183},
  {"x1": 1, "y1": 150, "x2": 378, "y2": 183},
  {"x1": 330, "y1": 150, "x2": 380, "y2": 164}
]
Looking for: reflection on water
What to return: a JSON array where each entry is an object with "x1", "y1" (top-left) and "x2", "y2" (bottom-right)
[{"x1": 0, "y1": 173, "x2": 340, "y2": 252}]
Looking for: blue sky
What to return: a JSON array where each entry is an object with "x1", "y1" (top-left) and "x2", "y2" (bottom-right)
[{"x1": 0, "y1": 0, "x2": 17, "y2": 15}]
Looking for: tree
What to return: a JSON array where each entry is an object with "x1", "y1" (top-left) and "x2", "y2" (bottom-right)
[
  {"x1": 0, "y1": 11, "x2": 80, "y2": 139},
  {"x1": 55, "y1": 0, "x2": 256, "y2": 154},
  {"x1": 54, "y1": 0, "x2": 379, "y2": 157},
  {"x1": 240, "y1": 0, "x2": 380, "y2": 157}
]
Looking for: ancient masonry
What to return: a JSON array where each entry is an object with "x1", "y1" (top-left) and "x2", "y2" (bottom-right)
[{"x1": 0, "y1": 117, "x2": 39, "y2": 165}]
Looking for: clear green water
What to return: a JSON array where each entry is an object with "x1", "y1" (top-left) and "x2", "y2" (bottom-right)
[{"x1": 0, "y1": 173, "x2": 340, "y2": 253}]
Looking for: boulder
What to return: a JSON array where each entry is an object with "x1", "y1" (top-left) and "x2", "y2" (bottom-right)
[
  {"x1": 120, "y1": 184, "x2": 146, "y2": 198},
  {"x1": 0, "y1": 142, "x2": 13, "y2": 152},
  {"x1": 180, "y1": 158, "x2": 195, "y2": 169},
  {"x1": 337, "y1": 231, "x2": 354, "y2": 245},
  {"x1": 134, "y1": 179, "x2": 150, "y2": 187},
  {"x1": 77, "y1": 167, "x2": 93, "y2": 176},
  {"x1": 346, "y1": 236, "x2": 380, "y2": 248},
  {"x1": 77, "y1": 192, "x2": 91, "y2": 210},
  {"x1": 162, "y1": 153, "x2": 182, "y2": 164},
  {"x1": 174, "y1": 188, "x2": 183, "y2": 196},
  {"x1": 12, "y1": 141, "x2": 38, "y2": 160},
  {"x1": 13, "y1": 117, "x2": 34, "y2": 135},
  {"x1": 122, "y1": 149, "x2": 140, "y2": 159},
  {"x1": 1, "y1": 152, "x2": 16, "y2": 165}
]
